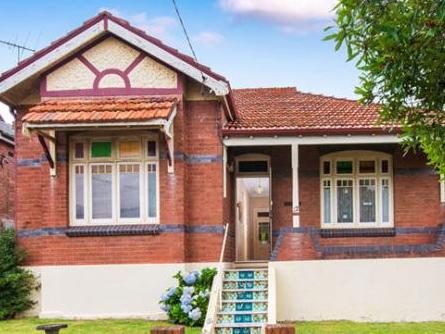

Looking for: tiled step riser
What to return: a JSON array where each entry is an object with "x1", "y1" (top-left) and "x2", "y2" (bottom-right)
[
  {"x1": 221, "y1": 301, "x2": 268, "y2": 312},
  {"x1": 222, "y1": 291, "x2": 268, "y2": 301},
  {"x1": 224, "y1": 270, "x2": 268, "y2": 281},
  {"x1": 216, "y1": 328, "x2": 262, "y2": 334},
  {"x1": 223, "y1": 281, "x2": 268, "y2": 290},
  {"x1": 217, "y1": 314, "x2": 267, "y2": 324},
  {"x1": 216, "y1": 270, "x2": 269, "y2": 334}
]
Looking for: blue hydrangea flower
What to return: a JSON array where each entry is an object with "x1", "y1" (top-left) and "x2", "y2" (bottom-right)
[
  {"x1": 184, "y1": 273, "x2": 197, "y2": 285},
  {"x1": 188, "y1": 307, "x2": 202, "y2": 321},
  {"x1": 160, "y1": 293, "x2": 169, "y2": 302},
  {"x1": 191, "y1": 270, "x2": 201, "y2": 279},
  {"x1": 167, "y1": 287, "x2": 176, "y2": 297},
  {"x1": 181, "y1": 303, "x2": 192, "y2": 313},
  {"x1": 180, "y1": 293, "x2": 192, "y2": 304},
  {"x1": 183, "y1": 286, "x2": 194, "y2": 295}
]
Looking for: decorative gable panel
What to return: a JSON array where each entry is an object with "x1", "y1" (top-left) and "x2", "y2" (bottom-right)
[{"x1": 42, "y1": 36, "x2": 179, "y2": 97}]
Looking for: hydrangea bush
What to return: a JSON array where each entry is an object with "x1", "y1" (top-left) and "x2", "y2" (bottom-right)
[{"x1": 160, "y1": 267, "x2": 217, "y2": 326}]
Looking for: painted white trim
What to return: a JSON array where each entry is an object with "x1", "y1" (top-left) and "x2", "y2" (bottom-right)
[
  {"x1": 291, "y1": 144, "x2": 300, "y2": 227},
  {"x1": 0, "y1": 21, "x2": 105, "y2": 94},
  {"x1": 0, "y1": 134, "x2": 14, "y2": 146},
  {"x1": 24, "y1": 119, "x2": 168, "y2": 130},
  {"x1": 440, "y1": 176, "x2": 445, "y2": 204},
  {"x1": 320, "y1": 151, "x2": 394, "y2": 229},
  {"x1": 0, "y1": 17, "x2": 231, "y2": 100},
  {"x1": 223, "y1": 146, "x2": 227, "y2": 198},
  {"x1": 224, "y1": 135, "x2": 401, "y2": 147},
  {"x1": 107, "y1": 20, "x2": 230, "y2": 96},
  {"x1": 69, "y1": 134, "x2": 160, "y2": 226}
]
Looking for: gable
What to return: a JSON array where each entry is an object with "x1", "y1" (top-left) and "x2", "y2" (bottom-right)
[
  {"x1": 43, "y1": 37, "x2": 178, "y2": 97},
  {"x1": 0, "y1": 11, "x2": 235, "y2": 120}
]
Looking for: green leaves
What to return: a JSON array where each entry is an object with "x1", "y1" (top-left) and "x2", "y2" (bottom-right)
[
  {"x1": 327, "y1": 0, "x2": 445, "y2": 174},
  {"x1": 0, "y1": 228, "x2": 37, "y2": 319}
]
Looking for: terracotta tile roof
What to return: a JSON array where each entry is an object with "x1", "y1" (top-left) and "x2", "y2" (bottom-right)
[
  {"x1": 224, "y1": 87, "x2": 395, "y2": 135},
  {"x1": 23, "y1": 97, "x2": 178, "y2": 124}
]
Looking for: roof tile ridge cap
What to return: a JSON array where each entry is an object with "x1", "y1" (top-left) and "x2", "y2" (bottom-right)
[{"x1": 233, "y1": 86, "x2": 297, "y2": 92}]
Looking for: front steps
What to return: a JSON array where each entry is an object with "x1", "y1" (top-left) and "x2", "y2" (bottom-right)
[{"x1": 215, "y1": 268, "x2": 269, "y2": 334}]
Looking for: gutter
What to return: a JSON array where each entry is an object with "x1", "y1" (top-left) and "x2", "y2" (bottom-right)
[
  {"x1": 222, "y1": 126, "x2": 401, "y2": 137},
  {"x1": 0, "y1": 133, "x2": 14, "y2": 146}
]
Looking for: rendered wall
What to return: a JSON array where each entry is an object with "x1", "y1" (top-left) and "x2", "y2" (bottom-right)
[
  {"x1": 28, "y1": 262, "x2": 219, "y2": 319},
  {"x1": 271, "y1": 257, "x2": 445, "y2": 322}
]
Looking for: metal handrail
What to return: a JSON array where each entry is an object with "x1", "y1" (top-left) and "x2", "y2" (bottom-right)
[{"x1": 202, "y1": 223, "x2": 229, "y2": 334}]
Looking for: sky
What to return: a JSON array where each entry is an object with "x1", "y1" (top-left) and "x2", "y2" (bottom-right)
[{"x1": 0, "y1": 0, "x2": 360, "y2": 124}]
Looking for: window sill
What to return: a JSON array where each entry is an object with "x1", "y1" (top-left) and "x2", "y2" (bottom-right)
[
  {"x1": 320, "y1": 228, "x2": 396, "y2": 238},
  {"x1": 66, "y1": 224, "x2": 160, "y2": 237}
]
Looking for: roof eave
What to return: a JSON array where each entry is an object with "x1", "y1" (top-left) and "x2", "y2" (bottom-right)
[{"x1": 221, "y1": 126, "x2": 401, "y2": 137}]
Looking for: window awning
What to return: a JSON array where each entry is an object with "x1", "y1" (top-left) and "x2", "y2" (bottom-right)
[
  {"x1": 22, "y1": 96, "x2": 178, "y2": 129},
  {"x1": 23, "y1": 96, "x2": 178, "y2": 175}
]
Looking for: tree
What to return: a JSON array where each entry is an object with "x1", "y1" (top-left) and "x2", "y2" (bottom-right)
[
  {"x1": 0, "y1": 227, "x2": 37, "y2": 319},
  {"x1": 326, "y1": 0, "x2": 445, "y2": 174}
]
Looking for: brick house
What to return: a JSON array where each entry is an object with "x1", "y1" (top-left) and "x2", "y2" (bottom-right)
[
  {"x1": 0, "y1": 115, "x2": 15, "y2": 226},
  {"x1": 0, "y1": 12, "x2": 444, "y2": 324}
]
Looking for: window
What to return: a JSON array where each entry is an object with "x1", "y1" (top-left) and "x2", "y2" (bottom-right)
[
  {"x1": 320, "y1": 151, "x2": 393, "y2": 228},
  {"x1": 70, "y1": 135, "x2": 159, "y2": 225}
]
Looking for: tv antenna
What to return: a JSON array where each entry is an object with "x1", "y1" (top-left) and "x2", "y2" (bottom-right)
[{"x1": 0, "y1": 39, "x2": 35, "y2": 63}]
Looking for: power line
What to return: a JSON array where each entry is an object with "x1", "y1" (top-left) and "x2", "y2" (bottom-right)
[
  {"x1": 171, "y1": 0, "x2": 199, "y2": 62},
  {"x1": 0, "y1": 39, "x2": 35, "y2": 63}
]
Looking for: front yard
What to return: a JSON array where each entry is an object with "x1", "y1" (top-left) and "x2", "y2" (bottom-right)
[{"x1": 0, "y1": 319, "x2": 444, "y2": 334}]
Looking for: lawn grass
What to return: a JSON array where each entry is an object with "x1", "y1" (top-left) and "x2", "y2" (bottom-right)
[{"x1": 0, "y1": 318, "x2": 444, "y2": 334}]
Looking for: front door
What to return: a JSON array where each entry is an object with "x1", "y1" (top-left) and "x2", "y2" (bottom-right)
[
  {"x1": 253, "y1": 209, "x2": 271, "y2": 260},
  {"x1": 234, "y1": 154, "x2": 272, "y2": 262}
]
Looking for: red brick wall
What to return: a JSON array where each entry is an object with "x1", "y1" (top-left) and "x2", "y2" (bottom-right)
[
  {"x1": 229, "y1": 145, "x2": 445, "y2": 261},
  {"x1": 15, "y1": 98, "x2": 227, "y2": 266},
  {"x1": 0, "y1": 140, "x2": 15, "y2": 223}
]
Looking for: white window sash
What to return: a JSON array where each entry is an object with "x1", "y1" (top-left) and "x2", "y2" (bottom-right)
[
  {"x1": 117, "y1": 162, "x2": 143, "y2": 224},
  {"x1": 146, "y1": 161, "x2": 160, "y2": 223},
  {"x1": 89, "y1": 163, "x2": 115, "y2": 225},
  {"x1": 320, "y1": 151, "x2": 394, "y2": 229}
]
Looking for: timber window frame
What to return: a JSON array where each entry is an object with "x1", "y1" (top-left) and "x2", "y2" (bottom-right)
[
  {"x1": 69, "y1": 134, "x2": 160, "y2": 226},
  {"x1": 320, "y1": 151, "x2": 394, "y2": 229}
]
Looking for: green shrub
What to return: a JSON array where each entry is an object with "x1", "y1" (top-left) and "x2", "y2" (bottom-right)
[
  {"x1": 159, "y1": 267, "x2": 217, "y2": 326},
  {"x1": 0, "y1": 227, "x2": 37, "y2": 319}
]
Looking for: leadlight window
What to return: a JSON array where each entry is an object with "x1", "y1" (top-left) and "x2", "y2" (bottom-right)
[
  {"x1": 70, "y1": 135, "x2": 159, "y2": 225},
  {"x1": 320, "y1": 151, "x2": 393, "y2": 228}
]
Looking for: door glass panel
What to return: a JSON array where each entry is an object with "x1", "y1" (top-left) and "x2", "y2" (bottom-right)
[
  {"x1": 91, "y1": 164, "x2": 112, "y2": 219},
  {"x1": 381, "y1": 179, "x2": 390, "y2": 223},
  {"x1": 359, "y1": 179, "x2": 376, "y2": 223},
  {"x1": 323, "y1": 161, "x2": 331, "y2": 175},
  {"x1": 337, "y1": 179, "x2": 353, "y2": 223},
  {"x1": 147, "y1": 163, "x2": 157, "y2": 218},
  {"x1": 75, "y1": 165, "x2": 84, "y2": 219},
  {"x1": 238, "y1": 161, "x2": 268, "y2": 173},
  {"x1": 119, "y1": 164, "x2": 140, "y2": 218},
  {"x1": 258, "y1": 222, "x2": 270, "y2": 243}
]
